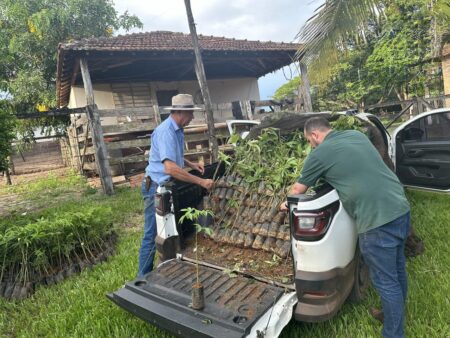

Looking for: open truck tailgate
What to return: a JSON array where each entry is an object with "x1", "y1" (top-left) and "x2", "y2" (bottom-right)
[{"x1": 108, "y1": 258, "x2": 296, "y2": 338}]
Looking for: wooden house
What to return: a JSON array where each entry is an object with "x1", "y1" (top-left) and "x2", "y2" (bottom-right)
[{"x1": 55, "y1": 31, "x2": 300, "y2": 184}]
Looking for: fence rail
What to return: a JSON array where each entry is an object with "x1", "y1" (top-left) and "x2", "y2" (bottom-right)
[{"x1": 63, "y1": 104, "x2": 241, "y2": 179}]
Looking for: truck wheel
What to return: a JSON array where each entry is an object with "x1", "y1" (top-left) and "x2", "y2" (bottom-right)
[{"x1": 348, "y1": 246, "x2": 370, "y2": 303}]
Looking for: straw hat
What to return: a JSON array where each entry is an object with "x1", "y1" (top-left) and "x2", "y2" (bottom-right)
[{"x1": 164, "y1": 94, "x2": 202, "y2": 111}]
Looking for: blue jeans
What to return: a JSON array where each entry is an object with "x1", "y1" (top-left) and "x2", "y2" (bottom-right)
[
  {"x1": 138, "y1": 179, "x2": 158, "y2": 277},
  {"x1": 359, "y1": 212, "x2": 410, "y2": 338}
]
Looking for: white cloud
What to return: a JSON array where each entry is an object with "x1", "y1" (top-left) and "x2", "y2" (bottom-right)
[
  {"x1": 115, "y1": 0, "x2": 316, "y2": 41},
  {"x1": 113, "y1": 0, "x2": 319, "y2": 99}
]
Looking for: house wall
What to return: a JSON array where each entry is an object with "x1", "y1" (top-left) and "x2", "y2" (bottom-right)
[
  {"x1": 442, "y1": 44, "x2": 450, "y2": 107},
  {"x1": 69, "y1": 84, "x2": 117, "y2": 125},
  {"x1": 68, "y1": 77, "x2": 260, "y2": 121}
]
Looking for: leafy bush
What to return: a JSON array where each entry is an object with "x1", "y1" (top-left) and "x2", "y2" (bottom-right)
[{"x1": 0, "y1": 205, "x2": 113, "y2": 288}]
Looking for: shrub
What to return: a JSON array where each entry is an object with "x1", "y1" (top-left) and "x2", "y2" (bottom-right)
[{"x1": 0, "y1": 205, "x2": 114, "y2": 298}]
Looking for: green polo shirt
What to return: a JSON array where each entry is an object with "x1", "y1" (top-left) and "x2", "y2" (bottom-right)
[{"x1": 298, "y1": 130, "x2": 410, "y2": 234}]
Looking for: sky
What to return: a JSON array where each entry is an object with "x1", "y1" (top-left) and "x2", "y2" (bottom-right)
[{"x1": 113, "y1": 0, "x2": 318, "y2": 100}]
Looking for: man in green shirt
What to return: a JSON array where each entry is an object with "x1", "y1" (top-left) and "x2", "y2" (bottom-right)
[{"x1": 281, "y1": 117, "x2": 410, "y2": 338}]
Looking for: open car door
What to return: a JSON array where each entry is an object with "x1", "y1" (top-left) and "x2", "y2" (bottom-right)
[{"x1": 392, "y1": 108, "x2": 450, "y2": 192}]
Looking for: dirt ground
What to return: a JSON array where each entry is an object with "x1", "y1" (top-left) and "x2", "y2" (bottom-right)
[
  {"x1": 182, "y1": 235, "x2": 295, "y2": 284},
  {"x1": 0, "y1": 168, "x2": 80, "y2": 217},
  {"x1": 0, "y1": 167, "x2": 145, "y2": 217},
  {"x1": 0, "y1": 167, "x2": 69, "y2": 188}
]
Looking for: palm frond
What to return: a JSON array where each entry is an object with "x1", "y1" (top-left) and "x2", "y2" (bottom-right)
[{"x1": 295, "y1": 0, "x2": 382, "y2": 65}]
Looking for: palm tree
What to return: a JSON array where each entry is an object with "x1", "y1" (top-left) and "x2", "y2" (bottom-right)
[
  {"x1": 296, "y1": 0, "x2": 380, "y2": 64},
  {"x1": 296, "y1": 0, "x2": 449, "y2": 71}
]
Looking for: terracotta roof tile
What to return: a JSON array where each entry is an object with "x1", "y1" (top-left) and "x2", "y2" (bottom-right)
[{"x1": 60, "y1": 31, "x2": 300, "y2": 52}]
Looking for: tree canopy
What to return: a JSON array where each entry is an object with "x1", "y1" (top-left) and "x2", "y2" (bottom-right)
[
  {"x1": 278, "y1": 0, "x2": 449, "y2": 111},
  {"x1": 296, "y1": 0, "x2": 450, "y2": 79},
  {"x1": 0, "y1": 0, "x2": 142, "y2": 112},
  {"x1": 0, "y1": 0, "x2": 142, "y2": 170}
]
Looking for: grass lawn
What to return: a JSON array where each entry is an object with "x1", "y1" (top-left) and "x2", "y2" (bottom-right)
[{"x1": 0, "y1": 181, "x2": 449, "y2": 337}]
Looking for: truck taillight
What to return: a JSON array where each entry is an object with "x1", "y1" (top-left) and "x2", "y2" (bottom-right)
[
  {"x1": 292, "y1": 201, "x2": 339, "y2": 241},
  {"x1": 155, "y1": 192, "x2": 171, "y2": 216}
]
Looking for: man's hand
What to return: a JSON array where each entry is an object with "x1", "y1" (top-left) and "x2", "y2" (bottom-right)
[
  {"x1": 279, "y1": 183, "x2": 308, "y2": 212},
  {"x1": 190, "y1": 162, "x2": 205, "y2": 175},
  {"x1": 279, "y1": 201, "x2": 288, "y2": 211},
  {"x1": 185, "y1": 159, "x2": 205, "y2": 175},
  {"x1": 164, "y1": 160, "x2": 210, "y2": 189},
  {"x1": 201, "y1": 178, "x2": 214, "y2": 191}
]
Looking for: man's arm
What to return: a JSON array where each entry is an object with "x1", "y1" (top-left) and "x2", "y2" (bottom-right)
[
  {"x1": 164, "y1": 160, "x2": 212, "y2": 190},
  {"x1": 280, "y1": 182, "x2": 309, "y2": 211}
]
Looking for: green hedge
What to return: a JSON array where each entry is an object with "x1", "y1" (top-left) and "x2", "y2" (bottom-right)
[{"x1": 0, "y1": 205, "x2": 113, "y2": 298}]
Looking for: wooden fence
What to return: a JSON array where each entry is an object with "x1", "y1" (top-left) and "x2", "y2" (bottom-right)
[{"x1": 62, "y1": 103, "x2": 254, "y2": 177}]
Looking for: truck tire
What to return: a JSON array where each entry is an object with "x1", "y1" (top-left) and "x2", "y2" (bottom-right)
[{"x1": 347, "y1": 245, "x2": 370, "y2": 303}]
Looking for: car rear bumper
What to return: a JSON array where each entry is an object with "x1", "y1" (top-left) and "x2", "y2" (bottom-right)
[{"x1": 294, "y1": 256, "x2": 356, "y2": 322}]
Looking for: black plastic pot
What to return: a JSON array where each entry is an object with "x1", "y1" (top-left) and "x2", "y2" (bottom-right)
[{"x1": 191, "y1": 283, "x2": 205, "y2": 310}]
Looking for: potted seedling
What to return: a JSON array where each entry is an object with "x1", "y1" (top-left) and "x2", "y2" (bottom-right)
[{"x1": 179, "y1": 207, "x2": 214, "y2": 310}]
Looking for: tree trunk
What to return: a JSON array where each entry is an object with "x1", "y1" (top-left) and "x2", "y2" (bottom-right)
[
  {"x1": 299, "y1": 62, "x2": 313, "y2": 112},
  {"x1": 184, "y1": 0, "x2": 218, "y2": 162},
  {"x1": 5, "y1": 168, "x2": 12, "y2": 185}
]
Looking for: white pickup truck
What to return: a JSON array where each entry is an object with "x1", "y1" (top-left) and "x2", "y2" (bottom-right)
[{"x1": 108, "y1": 109, "x2": 450, "y2": 338}]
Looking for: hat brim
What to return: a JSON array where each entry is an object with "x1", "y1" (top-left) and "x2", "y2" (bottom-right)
[{"x1": 164, "y1": 107, "x2": 203, "y2": 111}]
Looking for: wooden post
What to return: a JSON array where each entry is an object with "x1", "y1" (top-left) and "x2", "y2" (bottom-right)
[
  {"x1": 80, "y1": 123, "x2": 90, "y2": 171},
  {"x1": 184, "y1": 0, "x2": 218, "y2": 162},
  {"x1": 73, "y1": 124, "x2": 83, "y2": 173},
  {"x1": 8, "y1": 155, "x2": 15, "y2": 175},
  {"x1": 299, "y1": 62, "x2": 313, "y2": 112},
  {"x1": 79, "y1": 58, "x2": 114, "y2": 195},
  {"x1": 153, "y1": 104, "x2": 162, "y2": 125},
  {"x1": 242, "y1": 101, "x2": 253, "y2": 120}
]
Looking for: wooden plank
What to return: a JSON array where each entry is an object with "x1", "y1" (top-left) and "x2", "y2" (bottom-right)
[
  {"x1": 79, "y1": 146, "x2": 95, "y2": 156},
  {"x1": 185, "y1": 131, "x2": 229, "y2": 143},
  {"x1": 74, "y1": 132, "x2": 91, "y2": 143},
  {"x1": 97, "y1": 107, "x2": 155, "y2": 118},
  {"x1": 106, "y1": 138, "x2": 150, "y2": 150},
  {"x1": 109, "y1": 154, "x2": 147, "y2": 165},
  {"x1": 112, "y1": 175, "x2": 127, "y2": 184},
  {"x1": 102, "y1": 121, "x2": 157, "y2": 134},
  {"x1": 185, "y1": 144, "x2": 233, "y2": 156},
  {"x1": 75, "y1": 115, "x2": 88, "y2": 128},
  {"x1": 80, "y1": 58, "x2": 114, "y2": 195},
  {"x1": 82, "y1": 162, "x2": 97, "y2": 171},
  {"x1": 184, "y1": 122, "x2": 228, "y2": 133},
  {"x1": 108, "y1": 144, "x2": 232, "y2": 166},
  {"x1": 15, "y1": 106, "x2": 87, "y2": 119}
]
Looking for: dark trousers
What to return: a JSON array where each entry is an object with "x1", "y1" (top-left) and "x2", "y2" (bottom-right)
[{"x1": 359, "y1": 212, "x2": 411, "y2": 338}]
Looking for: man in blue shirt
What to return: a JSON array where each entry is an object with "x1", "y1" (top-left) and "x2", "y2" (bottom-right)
[{"x1": 138, "y1": 94, "x2": 214, "y2": 276}]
